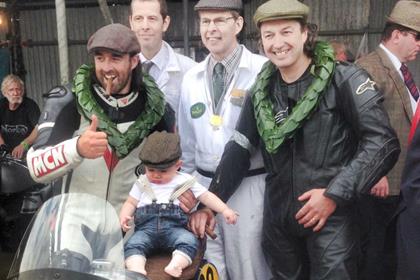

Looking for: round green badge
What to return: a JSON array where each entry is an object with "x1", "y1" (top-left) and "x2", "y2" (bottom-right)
[{"x1": 190, "y1": 102, "x2": 206, "y2": 119}]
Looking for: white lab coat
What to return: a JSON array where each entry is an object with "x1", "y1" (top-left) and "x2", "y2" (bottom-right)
[
  {"x1": 143, "y1": 41, "x2": 196, "y2": 116},
  {"x1": 178, "y1": 45, "x2": 272, "y2": 280},
  {"x1": 178, "y1": 45, "x2": 267, "y2": 175}
]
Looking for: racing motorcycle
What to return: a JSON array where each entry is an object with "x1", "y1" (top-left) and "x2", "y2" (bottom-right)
[
  {"x1": 0, "y1": 149, "x2": 50, "y2": 253},
  {"x1": 1, "y1": 149, "x2": 219, "y2": 280},
  {"x1": 6, "y1": 193, "x2": 149, "y2": 280},
  {"x1": 5, "y1": 191, "x2": 219, "y2": 280}
]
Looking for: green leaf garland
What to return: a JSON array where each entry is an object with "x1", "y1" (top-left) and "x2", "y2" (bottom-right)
[
  {"x1": 251, "y1": 41, "x2": 335, "y2": 153},
  {"x1": 72, "y1": 64, "x2": 166, "y2": 159}
]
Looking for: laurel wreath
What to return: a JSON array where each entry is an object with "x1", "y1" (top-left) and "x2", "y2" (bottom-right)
[
  {"x1": 72, "y1": 64, "x2": 165, "y2": 159},
  {"x1": 251, "y1": 41, "x2": 335, "y2": 153}
]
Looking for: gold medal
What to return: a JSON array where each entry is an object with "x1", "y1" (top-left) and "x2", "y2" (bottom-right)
[{"x1": 210, "y1": 114, "x2": 222, "y2": 129}]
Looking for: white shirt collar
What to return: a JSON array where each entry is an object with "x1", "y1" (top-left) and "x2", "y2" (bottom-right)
[
  {"x1": 139, "y1": 42, "x2": 169, "y2": 74},
  {"x1": 379, "y1": 43, "x2": 402, "y2": 74},
  {"x1": 379, "y1": 44, "x2": 418, "y2": 113}
]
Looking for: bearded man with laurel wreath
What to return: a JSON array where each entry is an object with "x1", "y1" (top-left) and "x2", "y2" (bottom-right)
[
  {"x1": 27, "y1": 24, "x2": 175, "y2": 212},
  {"x1": 24, "y1": 25, "x2": 176, "y2": 267},
  {"x1": 189, "y1": 0, "x2": 400, "y2": 279},
  {"x1": 24, "y1": 24, "x2": 176, "y2": 269}
]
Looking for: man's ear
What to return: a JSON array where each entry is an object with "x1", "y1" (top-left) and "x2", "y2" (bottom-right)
[
  {"x1": 391, "y1": 29, "x2": 402, "y2": 43},
  {"x1": 234, "y1": 16, "x2": 244, "y2": 36},
  {"x1": 302, "y1": 26, "x2": 308, "y2": 44},
  {"x1": 130, "y1": 55, "x2": 140, "y2": 70},
  {"x1": 129, "y1": 15, "x2": 134, "y2": 29},
  {"x1": 162, "y1": 15, "x2": 171, "y2": 33},
  {"x1": 175, "y1": 159, "x2": 183, "y2": 170}
]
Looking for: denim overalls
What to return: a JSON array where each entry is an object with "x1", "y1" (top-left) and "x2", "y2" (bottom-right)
[{"x1": 124, "y1": 176, "x2": 199, "y2": 260}]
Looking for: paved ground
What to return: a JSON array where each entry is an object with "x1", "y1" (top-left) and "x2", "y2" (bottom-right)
[
  {"x1": 0, "y1": 194, "x2": 34, "y2": 280},
  {"x1": 0, "y1": 252, "x2": 14, "y2": 280}
]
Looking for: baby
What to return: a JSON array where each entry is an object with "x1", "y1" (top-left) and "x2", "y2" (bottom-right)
[{"x1": 120, "y1": 131, "x2": 237, "y2": 277}]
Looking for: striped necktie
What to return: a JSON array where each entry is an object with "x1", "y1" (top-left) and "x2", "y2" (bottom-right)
[{"x1": 401, "y1": 64, "x2": 419, "y2": 101}]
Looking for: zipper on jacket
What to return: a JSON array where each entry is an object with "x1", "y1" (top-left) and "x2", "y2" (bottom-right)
[
  {"x1": 105, "y1": 103, "x2": 118, "y2": 203},
  {"x1": 290, "y1": 138, "x2": 298, "y2": 226}
]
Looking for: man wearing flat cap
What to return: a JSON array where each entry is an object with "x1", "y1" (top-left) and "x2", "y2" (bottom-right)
[
  {"x1": 355, "y1": 1, "x2": 420, "y2": 279},
  {"x1": 197, "y1": 0, "x2": 401, "y2": 279},
  {"x1": 24, "y1": 24, "x2": 175, "y2": 267},
  {"x1": 178, "y1": 0, "x2": 270, "y2": 279}
]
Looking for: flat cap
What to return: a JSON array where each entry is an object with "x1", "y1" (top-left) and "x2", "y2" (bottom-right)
[
  {"x1": 194, "y1": 0, "x2": 243, "y2": 11},
  {"x1": 87, "y1": 23, "x2": 140, "y2": 55},
  {"x1": 387, "y1": 1, "x2": 420, "y2": 33},
  {"x1": 253, "y1": 0, "x2": 309, "y2": 27},
  {"x1": 139, "y1": 131, "x2": 182, "y2": 170}
]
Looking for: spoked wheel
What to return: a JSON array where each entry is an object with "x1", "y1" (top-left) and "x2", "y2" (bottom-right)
[{"x1": 196, "y1": 261, "x2": 218, "y2": 280}]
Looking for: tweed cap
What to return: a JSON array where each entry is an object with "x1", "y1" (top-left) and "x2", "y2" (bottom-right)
[
  {"x1": 139, "y1": 131, "x2": 182, "y2": 169},
  {"x1": 87, "y1": 23, "x2": 140, "y2": 55},
  {"x1": 194, "y1": 0, "x2": 243, "y2": 11},
  {"x1": 387, "y1": 1, "x2": 420, "y2": 33},
  {"x1": 253, "y1": 0, "x2": 309, "y2": 27}
]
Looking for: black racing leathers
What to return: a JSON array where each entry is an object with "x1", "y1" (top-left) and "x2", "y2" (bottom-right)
[{"x1": 209, "y1": 62, "x2": 400, "y2": 280}]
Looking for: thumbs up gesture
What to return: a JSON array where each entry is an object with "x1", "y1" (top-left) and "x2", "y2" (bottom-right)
[{"x1": 76, "y1": 115, "x2": 108, "y2": 159}]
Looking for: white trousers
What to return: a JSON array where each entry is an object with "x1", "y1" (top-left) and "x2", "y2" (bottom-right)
[{"x1": 197, "y1": 173, "x2": 272, "y2": 280}]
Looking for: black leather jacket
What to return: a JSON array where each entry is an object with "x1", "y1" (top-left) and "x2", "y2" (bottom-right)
[{"x1": 209, "y1": 62, "x2": 400, "y2": 223}]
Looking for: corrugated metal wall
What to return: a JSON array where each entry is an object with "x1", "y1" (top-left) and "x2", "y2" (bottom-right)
[
  {"x1": 19, "y1": 4, "x2": 131, "y2": 106},
  {"x1": 15, "y1": 0, "x2": 420, "y2": 108}
]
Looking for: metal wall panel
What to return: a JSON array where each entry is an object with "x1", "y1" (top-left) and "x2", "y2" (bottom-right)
[
  {"x1": 19, "y1": 4, "x2": 129, "y2": 106},
  {"x1": 15, "y1": 0, "x2": 419, "y2": 109},
  {"x1": 18, "y1": 2, "x2": 196, "y2": 107}
]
